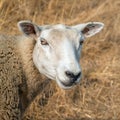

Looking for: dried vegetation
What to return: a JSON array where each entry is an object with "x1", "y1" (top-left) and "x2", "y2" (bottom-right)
[{"x1": 0, "y1": 0, "x2": 120, "y2": 120}]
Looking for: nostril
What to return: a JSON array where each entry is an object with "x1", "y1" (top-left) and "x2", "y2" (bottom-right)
[
  {"x1": 76, "y1": 72, "x2": 81, "y2": 78},
  {"x1": 65, "y1": 71, "x2": 74, "y2": 78},
  {"x1": 72, "y1": 72, "x2": 81, "y2": 82}
]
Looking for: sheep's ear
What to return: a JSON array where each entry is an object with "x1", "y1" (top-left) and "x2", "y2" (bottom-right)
[
  {"x1": 18, "y1": 20, "x2": 41, "y2": 39},
  {"x1": 72, "y1": 22, "x2": 104, "y2": 38}
]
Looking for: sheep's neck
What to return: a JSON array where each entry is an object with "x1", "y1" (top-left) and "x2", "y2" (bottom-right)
[
  {"x1": 21, "y1": 47, "x2": 50, "y2": 104},
  {"x1": 19, "y1": 72, "x2": 50, "y2": 116}
]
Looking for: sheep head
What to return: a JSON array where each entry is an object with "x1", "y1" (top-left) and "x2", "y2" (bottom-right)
[{"x1": 18, "y1": 20, "x2": 104, "y2": 89}]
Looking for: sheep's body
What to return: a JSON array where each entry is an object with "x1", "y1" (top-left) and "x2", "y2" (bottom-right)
[
  {"x1": 0, "y1": 35, "x2": 22, "y2": 119},
  {"x1": 0, "y1": 35, "x2": 47, "y2": 119}
]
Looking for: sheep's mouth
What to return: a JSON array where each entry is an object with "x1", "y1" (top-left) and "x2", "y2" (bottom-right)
[
  {"x1": 60, "y1": 81, "x2": 75, "y2": 87},
  {"x1": 58, "y1": 78, "x2": 81, "y2": 89},
  {"x1": 56, "y1": 76, "x2": 76, "y2": 89}
]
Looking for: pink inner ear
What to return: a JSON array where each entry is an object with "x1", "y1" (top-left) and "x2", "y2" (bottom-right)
[
  {"x1": 21, "y1": 23, "x2": 36, "y2": 35},
  {"x1": 82, "y1": 27, "x2": 89, "y2": 34},
  {"x1": 82, "y1": 24, "x2": 97, "y2": 34}
]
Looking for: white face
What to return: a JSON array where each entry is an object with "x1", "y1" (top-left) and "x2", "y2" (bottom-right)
[
  {"x1": 33, "y1": 25, "x2": 84, "y2": 89},
  {"x1": 18, "y1": 21, "x2": 104, "y2": 89}
]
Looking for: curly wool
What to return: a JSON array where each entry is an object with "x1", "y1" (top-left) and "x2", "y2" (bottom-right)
[{"x1": 0, "y1": 35, "x2": 48, "y2": 120}]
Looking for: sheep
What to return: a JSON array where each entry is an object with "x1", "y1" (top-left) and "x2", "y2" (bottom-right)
[{"x1": 0, "y1": 20, "x2": 104, "y2": 119}]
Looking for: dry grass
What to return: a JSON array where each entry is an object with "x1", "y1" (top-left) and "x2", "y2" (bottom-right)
[{"x1": 0, "y1": 0, "x2": 120, "y2": 120}]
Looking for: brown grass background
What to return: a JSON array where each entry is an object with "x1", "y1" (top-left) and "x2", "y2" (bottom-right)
[{"x1": 0, "y1": 0, "x2": 120, "y2": 120}]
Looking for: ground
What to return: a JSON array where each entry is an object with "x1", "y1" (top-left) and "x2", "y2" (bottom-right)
[{"x1": 0, "y1": 0, "x2": 120, "y2": 120}]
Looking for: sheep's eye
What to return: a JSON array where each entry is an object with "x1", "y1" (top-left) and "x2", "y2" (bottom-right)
[
  {"x1": 40, "y1": 38, "x2": 49, "y2": 45},
  {"x1": 80, "y1": 40, "x2": 84, "y2": 45}
]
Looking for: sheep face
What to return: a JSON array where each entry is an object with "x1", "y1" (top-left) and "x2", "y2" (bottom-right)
[
  {"x1": 33, "y1": 26, "x2": 82, "y2": 89},
  {"x1": 18, "y1": 21, "x2": 104, "y2": 89}
]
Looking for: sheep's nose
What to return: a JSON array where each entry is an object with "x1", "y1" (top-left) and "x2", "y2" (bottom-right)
[{"x1": 65, "y1": 71, "x2": 81, "y2": 83}]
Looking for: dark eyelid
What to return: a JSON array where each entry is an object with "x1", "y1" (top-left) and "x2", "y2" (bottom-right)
[{"x1": 40, "y1": 37, "x2": 49, "y2": 45}]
